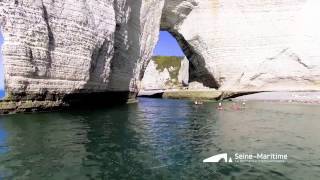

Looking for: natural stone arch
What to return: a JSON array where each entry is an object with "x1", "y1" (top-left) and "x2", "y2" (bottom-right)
[
  {"x1": 163, "y1": 29, "x2": 219, "y2": 89},
  {"x1": 160, "y1": 0, "x2": 320, "y2": 92},
  {"x1": 160, "y1": 0, "x2": 219, "y2": 89},
  {"x1": 0, "y1": 0, "x2": 319, "y2": 113}
]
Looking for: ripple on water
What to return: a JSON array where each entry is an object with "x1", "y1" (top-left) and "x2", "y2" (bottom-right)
[{"x1": 0, "y1": 99, "x2": 319, "y2": 179}]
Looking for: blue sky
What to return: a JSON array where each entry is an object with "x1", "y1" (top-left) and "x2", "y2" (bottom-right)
[
  {"x1": 0, "y1": 31, "x2": 183, "y2": 90},
  {"x1": 0, "y1": 32, "x2": 4, "y2": 90},
  {"x1": 153, "y1": 31, "x2": 184, "y2": 56}
]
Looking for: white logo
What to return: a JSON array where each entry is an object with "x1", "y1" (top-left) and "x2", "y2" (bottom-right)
[
  {"x1": 203, "y1": 152, "x2": 288, "y2": 163},
  {"x1": 203, "y1": 153, "x2": 233, "y2": 163}
]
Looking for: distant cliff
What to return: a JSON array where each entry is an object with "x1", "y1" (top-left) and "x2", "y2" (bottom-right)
[{"x1": 140, "y1": 56, "x2": 189, "y2": 90}]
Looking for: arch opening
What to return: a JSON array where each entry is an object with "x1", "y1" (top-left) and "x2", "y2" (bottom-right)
[
  {"x1": 140, "y1": 31, "x2": 189, "y2": 91},
  {"x1": 139, "y1": 29, "x2": 221, "y2": 99},
  {"x1": 159, "y1": 0, "x2": 219, "y2": 90},
  {"x1": 164, "y1": 29, "x2": 219, "y2": 89},
  {"x1": 140, "y1": 28, "x2": 221, "y2": 93}
]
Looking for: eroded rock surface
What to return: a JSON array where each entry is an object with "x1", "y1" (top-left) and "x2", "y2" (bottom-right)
[
  {"x1": 140, "y1": 56, "x2": 188, "y2": 90},
  {"x1": 1, "y1": 0, "x2": 320, "y2": 112},
  {"x1": 0, "y1": 0, "x2": 164, "y2": 102},
  {"x1": 161, "y1": 0, "x2": 320, "y2": 91},
  {"x1": 140, "y1": 60, "x2": 171, "y2": 90},
  {"x1": 178, "y1": 57, "x2": 189, "y2": 86}
]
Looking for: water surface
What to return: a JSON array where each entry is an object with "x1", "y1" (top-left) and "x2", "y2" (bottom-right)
[{"x1": 0, "y1": 98, "x2": 320, "y2": 179}]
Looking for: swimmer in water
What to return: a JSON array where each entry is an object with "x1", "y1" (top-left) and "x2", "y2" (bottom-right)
[
  {"x1": 194, "y1": 100, "x2": 203, "y2": 105},
  {"x1": 241, "y1": 101, "x2": 246, "y2": 109},
  {"x1": 217, "y1": 102, "x2": 223, "y2": 110},
  {"x1": 232, "y1": 102, "x2": 241, "y2": 110}
]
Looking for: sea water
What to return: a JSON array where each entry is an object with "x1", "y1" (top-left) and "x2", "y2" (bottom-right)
[{"x1": 0, "y1": 98, "x2": 319, "y2": 179}]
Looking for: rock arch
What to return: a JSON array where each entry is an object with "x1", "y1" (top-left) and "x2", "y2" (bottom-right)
[
  {"x1": 160, "y1": 0, "x2": 320, "y2": 92},
  {"x1": 163, "y1": 30, "x2": 219, "y2": 89},
  {"x1": 0, "y1": 0, "x2": 319, "y2": 113},
  {"x1": 160, "y1": 0, "x2": 219, "y2": 89}
]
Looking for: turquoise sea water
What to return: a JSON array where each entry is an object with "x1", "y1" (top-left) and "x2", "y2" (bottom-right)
[{"x1": 0, "y1": 98, "x2": 319, "y2": 179}]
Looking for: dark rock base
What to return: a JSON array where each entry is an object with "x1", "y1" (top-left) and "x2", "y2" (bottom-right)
[{"x1": 0, "y1": 91, "x2": 137, "y2": 114}]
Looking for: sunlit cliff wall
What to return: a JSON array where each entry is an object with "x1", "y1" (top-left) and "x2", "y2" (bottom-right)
[
  {"x1": 161, "y1": 0, "x2": 320, "y2": 91},
  {"x1": 0, "y1": 0, "x2": 319, "y2": 110}
]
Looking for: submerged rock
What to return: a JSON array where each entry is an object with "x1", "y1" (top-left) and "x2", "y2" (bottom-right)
[{"x1": 162, "y1": 89, "x2": 222, "y2": 100}]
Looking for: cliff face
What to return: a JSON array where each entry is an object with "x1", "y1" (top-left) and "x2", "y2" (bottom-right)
[
  {"x1": 0, "y1": 0, "x2": 164, "y2": 103},
  {"x1": 140, "y1": 60, "x2": 171, "y2": 91},
  {"x1": 140, "y1": 56, "x2": 189, "y2": 90},
  {"x1": 162, "y1": 0, "x2": 320, "y2": 91},
  {"x1": 0, "y1": 0, "x2": 320, "y2": 111}
]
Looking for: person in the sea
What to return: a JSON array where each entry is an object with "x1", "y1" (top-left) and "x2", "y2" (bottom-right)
[
  {"x1": 241, "y1": 101, "x2": 246, "y2": 109},
  {"x1": 217, "y1": 102, "x2": 224, "y2": 110},
  {"x1": 231, "y1": 102, "x2": 241, "y2": 110},
  {"x1": 194, "y1": 100, "x2": 203, "y2": 105}
]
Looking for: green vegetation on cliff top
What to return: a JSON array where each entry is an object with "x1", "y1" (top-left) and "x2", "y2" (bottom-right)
[{"x1": 152, "y1": 56, "x2": 184, "y2": 81}]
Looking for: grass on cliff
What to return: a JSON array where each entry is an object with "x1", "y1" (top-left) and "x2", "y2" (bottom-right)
[{"x1": 152, "y1": 56, "x2": 184, "y2": 81}]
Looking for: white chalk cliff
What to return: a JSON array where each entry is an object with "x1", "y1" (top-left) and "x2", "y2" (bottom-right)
[
  {"x1": 0, "y1": 0, "x2": 320, "y2": 106},
  {"x1": 178, "y1": 57, "x2": 189, "y2": 86},
  {"x1": 0, "y1": 0, "x2": 164, "y2": 102},
  {"x1": 140, "y1": 60, "x2": 171, "y2": 90},
  {"x1": 162, "y1": 0, "x2": 320, "y2": 91},
  {"x1": 141, "y1": 57, "x2": 189, "y2": 90}
]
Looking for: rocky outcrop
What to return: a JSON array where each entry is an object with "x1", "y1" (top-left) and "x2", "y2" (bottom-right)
[
  {"x1": 188, "y1": 82, "x2": 210, "y2": 90},
  {"x1": 109, "y1": 0, "x2": 165, "y2": 92},
  {"x1": 161, "y1": 0, "x2": 320, "y2": 91},
  {"x1": 140, "y1": 56, "x2": 188, "y2": 90},
  {"x1": 0, "y1": 0, "x2": 164, "y2": 104},
  {"x1": 1, "y1": 0, "x2": 320, "y2": 112},
  {"x1": 140, "y1": 60, "x2": 171, "y2": 90},
  {"x1": 178, "y1": 57, "x2": 189, "y2": 86}
]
